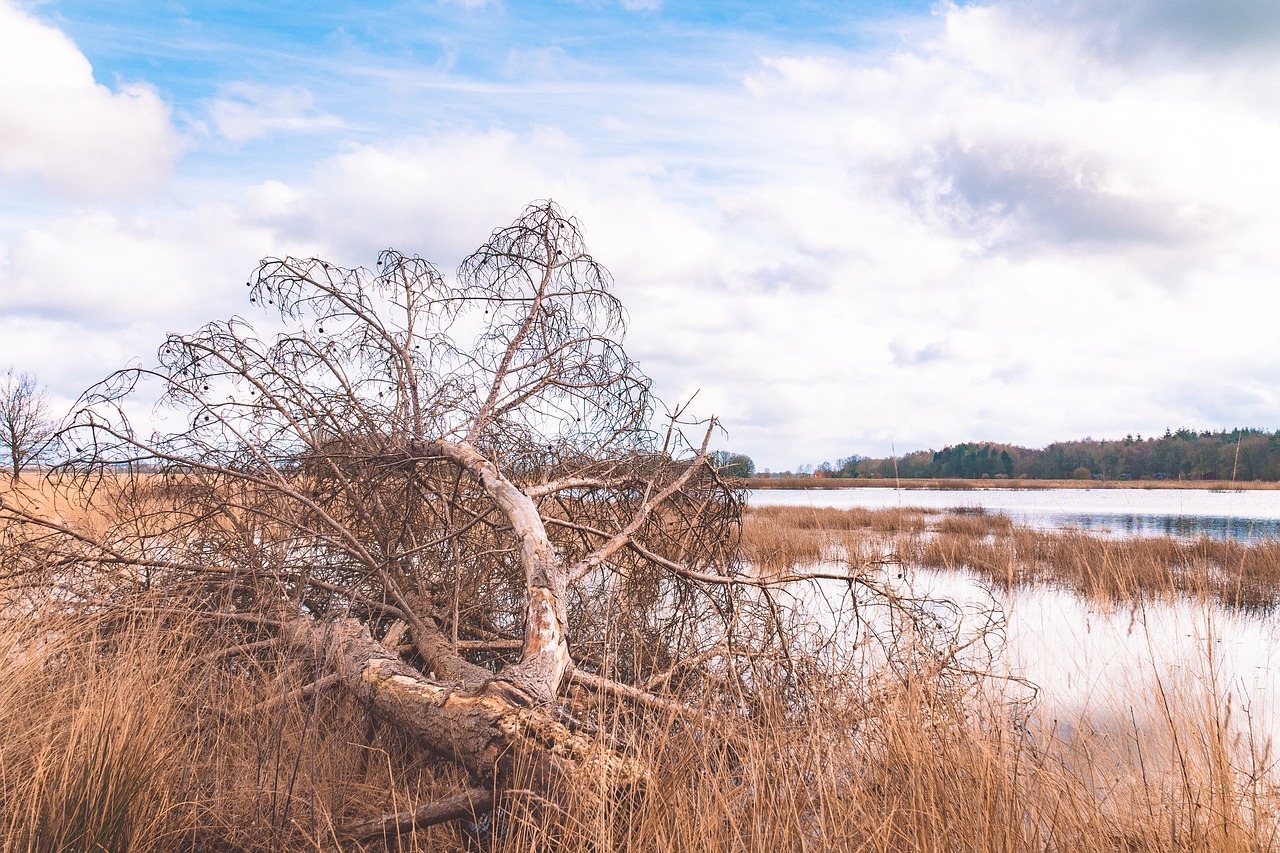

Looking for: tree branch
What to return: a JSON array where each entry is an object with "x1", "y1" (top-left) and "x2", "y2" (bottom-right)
[{"x1": 341, "y1": 787, "x2": 495, "y2": 846}]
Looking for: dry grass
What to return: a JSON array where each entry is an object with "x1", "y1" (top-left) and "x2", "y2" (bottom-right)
[
  {"x1": 918, "y1": 528, "x2": 1280, "y2": 610},
  {"x1": 0, "y1": 598, "x2": 486, "y2": 851},
  {"x1": 4, "y1": 603, "x2": 1270, "y2": 852},
  {"x1": 5, "y1": 487, "x2": 1280, "y2": 850},
  {"x1": 744, "y1": 503, "x2": 1280, "y2": 610}
]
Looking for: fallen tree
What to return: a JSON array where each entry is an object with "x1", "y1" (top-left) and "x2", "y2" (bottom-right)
[
  {"x1": 2, "y1": 203, "x2": 996, "y2": 851},
  {"x1": 2, "y1": 202, "x2": 830, "y2": 842}
]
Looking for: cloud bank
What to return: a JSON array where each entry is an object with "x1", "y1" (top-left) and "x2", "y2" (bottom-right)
[{"x1": 3, "y1": 0, "x2": 1280, "y2": 469}]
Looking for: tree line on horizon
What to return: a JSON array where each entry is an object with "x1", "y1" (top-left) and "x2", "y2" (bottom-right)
[{"x1": 748, "y1": 428, "x2": 1280, "y2": 482}]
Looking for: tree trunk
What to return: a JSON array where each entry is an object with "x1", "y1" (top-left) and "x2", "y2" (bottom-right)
[
  {"x1": 427, "y1": 439, "x2": 572, "y2": 702},
  {"x1": 283, "y1": 617, "x2": 647, "y2": 789}
]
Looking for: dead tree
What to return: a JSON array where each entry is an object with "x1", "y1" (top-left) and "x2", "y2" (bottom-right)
[
  {"x1": 0, "y1": 203, "x2": 996, "y2": 846},
  {"x1": 0, "y1": 202, "x2": 799, "y2": 831}
]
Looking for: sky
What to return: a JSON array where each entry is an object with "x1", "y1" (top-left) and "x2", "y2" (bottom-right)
[{"x1": 3, "y1": 0, "x2": 1280, "y2": 471}]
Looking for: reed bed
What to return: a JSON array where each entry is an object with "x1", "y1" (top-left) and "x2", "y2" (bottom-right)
[
  {"x1": 4, "y1": 490, "x2": 1280, "y2": 849},
  {"x1": 744, "y1": 504, "x2": 1280, "y2": 610},
  {"x1": 2, "y1": 601, "x2": 1274, "y2": 851}
]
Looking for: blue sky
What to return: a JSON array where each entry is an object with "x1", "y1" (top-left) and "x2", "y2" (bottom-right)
[{"x1": 4, "y1": 0, "x2": 1280, "y2": 470}]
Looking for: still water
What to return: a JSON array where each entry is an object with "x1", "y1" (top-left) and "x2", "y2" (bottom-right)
[
  {"x1": 921, "y1": 567, "x2": 1280, "y2": 751},
  {"x1": 754, "y1": 487, "x2": 1280, "y2": 768},
  {"x1": 750, "y1": 487, "x2": 1280, "y2": 541}
]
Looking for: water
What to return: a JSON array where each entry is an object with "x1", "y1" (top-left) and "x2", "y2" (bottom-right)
[
  {"x1": 751, "y1": 487, "x2": 1280, "y2": 772},
  {"x1": 750, "y1": 487, "x2": 1280, "y2": 542},
  {"x1": 913, "y1": 567, "x2": 1280, "y2": 753}
]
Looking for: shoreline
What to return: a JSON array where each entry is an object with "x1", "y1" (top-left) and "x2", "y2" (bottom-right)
[{"x1": 745, "y1": 476, "x2": 1280, "y2": 491}]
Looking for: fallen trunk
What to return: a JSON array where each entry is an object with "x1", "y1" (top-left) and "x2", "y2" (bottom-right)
[{"x1": 283, "y1": 617, "x2": 649, "y2": 790}]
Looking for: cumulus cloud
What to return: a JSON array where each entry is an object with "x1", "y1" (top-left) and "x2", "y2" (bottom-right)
[
  {"x1": 0, "y1": 0, "x2": 183, "y2": 197},
  {"x1": 914, "y1": 138, "x2": 1195, "y2": 249},
  {"x1": 0, "y1": 199, "x2": 307, "y2": 407},
  {"x1": 1019, "y1": 0, "x2": 1280, "y2": 60},
  {"x1": 6, "y1": 0, "x2": 1280, "y2": 469},
  {"x1": 713, "y1": 1, "x2": 1280, "y2": 462},
  {"x1": 747, "y1": 3, "x2": 1280, "y2": 264}
]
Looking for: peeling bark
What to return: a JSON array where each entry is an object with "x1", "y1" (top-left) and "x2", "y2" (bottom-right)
[
  {"x1": 284, "y1": 617, "x2": 648, "y2": 789},
  {"x1": 427, "y1": 439, "x2": 571, "y2": 702}
]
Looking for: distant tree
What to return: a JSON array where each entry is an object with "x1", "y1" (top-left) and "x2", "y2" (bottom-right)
[
  {"x1": 712, "y1": 450, "x2": 756, "y2": 478},
  {"x1": 836, "y1": 454, "x2": 864, "y2": 478},
  {"x1": 0, "y1": 368, "x2": 54, "y2": 483}
]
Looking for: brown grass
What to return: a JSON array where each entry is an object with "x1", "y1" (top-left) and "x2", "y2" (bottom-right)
[
  {"x1": 5, "y1": 487, "x2": 1280, "y2": 850},
  {"x1": 744, "y1": 504, "x2": 1280, "y2": 610},
  {"x1": 0, "y1": 597, "x2": 487, "y2": 851},
  {"x1": 3, "y1": 601, "x2": 1273, "y2": 852}
]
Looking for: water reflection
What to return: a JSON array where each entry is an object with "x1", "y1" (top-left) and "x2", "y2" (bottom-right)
[{"x1": 1054, "y1": 512, "x2": 1280, "y2": 542}]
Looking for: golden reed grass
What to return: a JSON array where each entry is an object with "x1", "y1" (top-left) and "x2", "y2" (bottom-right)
[
  {"x1": 3, "y1": 482, "x2": 1280, "y2": 850},
  {"x1": 1, "y1": 592, "x2": 1275, "y2": 849},
  {"x1": 744, "y1": 503, "x2": 1280, "y2": 610}
]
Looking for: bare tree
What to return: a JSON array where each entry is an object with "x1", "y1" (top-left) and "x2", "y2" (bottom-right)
[
  {"x1": 0, "y1": 368, "x2": 53, "y2": 483},
  {"x1": 0, "y1": 203, "x2": 947, "y2": 842}
]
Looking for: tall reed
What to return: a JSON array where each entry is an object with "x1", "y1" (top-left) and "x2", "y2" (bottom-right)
[{"x1": 3, "y1": 494, "x2": 1280, "y2": 849}]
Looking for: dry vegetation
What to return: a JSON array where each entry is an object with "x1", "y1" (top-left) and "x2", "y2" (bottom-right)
[
  {"x1": 3, "y1": 481, "x2": 1280, "y2": 850},
  {"x1": 3, "y1": 586, "x2": 1277, "y2": 851},
  {"x1": 744, "y1": 503, "x2": 1280, "y2": 610},
  {"x1": 5, "y1": 202, "x2": 1280, "y2": 850}
]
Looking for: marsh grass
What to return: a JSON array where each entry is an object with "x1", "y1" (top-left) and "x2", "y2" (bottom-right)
[
  {"x1": 4, "y1": 484, "x2": 1280, "y2": 849},
  {"x1": 476, "y1": 662, "x2": 1280, "y2": 852},
  {"x1": 745, "y1": 504, "x2": 1280, "y2": 610},
  {"x1": 0, "y1": 599, "x2": 482, "y2": 851},
  {"x1": 1, "y1": 597, "x2": 1276, "y2": 850}
]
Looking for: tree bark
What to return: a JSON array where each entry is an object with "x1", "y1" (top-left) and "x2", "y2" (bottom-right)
[
  {"x1": 427, "y1": 439, "x2": 571, "y2": 702},
  {"x1": 283, "y1": 617, "x2": 647, "y2": 789},
  {"x1": 341, "y1": 787, "x2": 494, "y2": 846}
]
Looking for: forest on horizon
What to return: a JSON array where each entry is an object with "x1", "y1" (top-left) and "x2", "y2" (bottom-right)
[{"x1": 750, "y1": 428, "x2": 1280, "y2": 482}]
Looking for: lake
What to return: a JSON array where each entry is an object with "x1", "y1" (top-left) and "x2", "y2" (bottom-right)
[
  {"x1": 919, "y1": 566, "x2": 1280, "y2": 755},
  {"x1": 750, "y1": 486, "x2": 1280, "y2": 541},
  {"x1": 754, "y1": 490, "x2": 1280, "y2": 762},
  {"x1": 753, "y1": 487, "x2": 1280, "y2": 759}
]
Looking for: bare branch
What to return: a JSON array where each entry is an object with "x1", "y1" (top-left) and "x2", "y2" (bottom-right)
[{"x1": 341, "y1": 787, "x2": 495, "y2": 846}]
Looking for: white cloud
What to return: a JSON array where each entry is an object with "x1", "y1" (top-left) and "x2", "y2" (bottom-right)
[
  {"x1": 1016, "y1": 0, "x2": 1280, "y2": 61},
  {"x1": 703, "y1": 1, "x2": 1280, "y2": 463},
  {"x1": 6, "y1": 0, "x2": 1280, "y2": 469},
  {"x1": 208, "y1": 84, "x2": 346, "y2": 143},
  {"x1": 0, "y1": 199, "x2": 311, "y2": 412},
  {"x1": 0, "y1": 0, "x2": 183, "y2": 197}
]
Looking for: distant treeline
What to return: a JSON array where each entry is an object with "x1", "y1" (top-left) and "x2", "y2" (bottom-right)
[{"x1": 796, "y1": 428, "x2": 1280, "y2": 482}]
